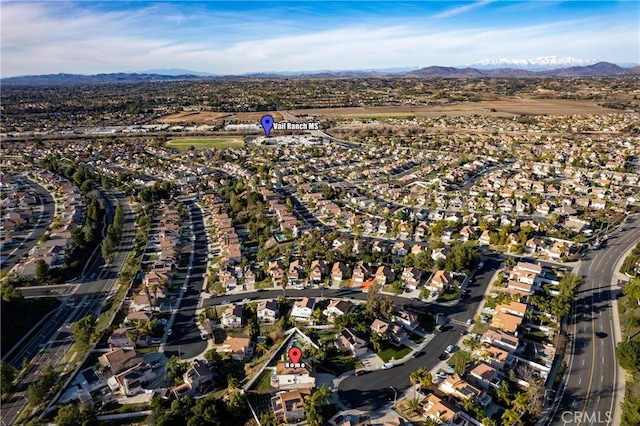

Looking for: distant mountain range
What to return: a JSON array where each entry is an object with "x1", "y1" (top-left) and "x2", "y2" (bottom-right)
[
  {"x1": 468, "y1": 56, "x2": 599, "y2": 71},
  {"x1": 2, "y1": 62, "x2": 638, "y2": 85}
]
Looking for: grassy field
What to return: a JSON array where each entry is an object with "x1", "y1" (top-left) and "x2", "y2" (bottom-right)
[
  {"x1": 166, "y1": 138, "x2": 244, "y2": 150},
  {"x1": 378, "y1": 344, "x2": 412, "y2": 363}
]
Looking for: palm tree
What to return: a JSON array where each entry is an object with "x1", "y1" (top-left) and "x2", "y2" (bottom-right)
[
  {"x1": 501, "y1": 408, "x2": 520, "y2": 426},
  {"x1": 314, "y1": 384, "x2": 332, "y2": 407},
  {"x1": 407, "y1": 397, "x2": 421, "y2": 415},
  {"x1": 256, "y1": 341, "x2": 269, "y2": 355},
  {"x1": 513, "y1": 392, "x2": 528, "y2": 415},
  {"x1": 482, "y1": 417, "x2": 497, "y2": 426}
]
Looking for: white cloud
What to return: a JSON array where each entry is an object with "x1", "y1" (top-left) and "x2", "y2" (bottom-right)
[
  {"x1": 1, "y1": 2, "x2": 638, "y2": 77},
  {"x1": 432, "y1": 0, "x2": 495, "y2": 19}
]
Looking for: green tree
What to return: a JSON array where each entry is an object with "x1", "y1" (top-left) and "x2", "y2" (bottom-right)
[
  {"x1": 1, "y1": 282, "x2": 23, "y2": 303},
  {"x1": 27, "y1": 364, "x2": 58, "y2": 406},
  {"x1": 35, "y1": 259, "x2": 48, "y2": 282},
  {"x1": 1, "y1": 361, "x2": 18, "y2": 394},
  {"x1": 616, "y1": 340, "x2": 640, "y2": 372},
  {"x1": 72, "y1": 314, "x2": 96, "y2": 348},
  {"x1": 204, "y1": 349, "x2": 223, "y2": 367},
  {"x1": 54, "y1": 403, "x2": 96, "y2": 426},
  {"x1": 501, "y1": 408, "x2": 520, "y2": 425},
  {"x1": 165, "y1": 356, "x2": 188, "y2": 384},
  {"x1": 623, "y1": 278, "x2": 640, "y2": 305}
]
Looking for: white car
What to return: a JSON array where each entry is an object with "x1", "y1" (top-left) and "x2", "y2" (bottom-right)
[
  {"x1": 242, "y1": 297, "x2": 251, "y2": 303},
  {"x1": 167, "y1": 329, "x2": 172, "y2": 336},
  {"x1": 445, "y1": 345, "x2": 454, "y2": 354},
  {"x1": 381, "y1": 363, "x2": 394, "y2": 370},
  {"x1": 200, "y1": 332, "x2": 208, "y2": 340}
]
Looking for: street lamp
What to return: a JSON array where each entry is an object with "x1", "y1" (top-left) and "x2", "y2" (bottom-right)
[{"x1": 389, "y1": 386, "x2": 397, "y2": 408}]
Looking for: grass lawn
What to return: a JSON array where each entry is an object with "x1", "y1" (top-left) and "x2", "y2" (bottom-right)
[
  {"x1": 383, "y1": 285, "x2": 404, "y2": 295},
  {"x1": 378, "y1": 345, "x2": 412, "y2": 363},
  {"x1": 327, "y1": 353, "x2": 363, "y2": 374},
  {"x1": 250, "y1": 369, "x2": 276, "y2": 391},
  {"x1": 409, "y1": 333, "x2": 424, "y2": 344},
  {"x1": 340, "y1": 280, "x2": 351, "y2": 288},
  {"x1": 525, "y1": 330, "x2": 549, "y2": 343},
  {"x1": 166, "y1": 138, "x2": 244, "y2": 150},
  {"x1": 255, "y1": 280, "x2": 275, "y2": 290},
  {"x1": 437, "y1": 287, "x2": 461, "y2": 302}
]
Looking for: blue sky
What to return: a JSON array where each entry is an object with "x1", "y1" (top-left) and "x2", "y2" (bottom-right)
[{"x1": 1, "y1": 1, "x2": 638, "y2": 76}]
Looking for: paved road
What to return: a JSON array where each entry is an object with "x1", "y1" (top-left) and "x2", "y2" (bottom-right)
[
  {"x1": 547, "y1": 214, "x2": 640, "y2": 426},
  {"x1": 0, "y1": 192, "x2": 135, "y2": 426},
  {"x1": 163, "y1": 200, "x2": 208, "y2": 360},
  {"x1": 1, "y1": 177, "x2": 55, "y2": 272},
  {"x1": 199, "y1": 254, "x2": 501, "y2": 411}
]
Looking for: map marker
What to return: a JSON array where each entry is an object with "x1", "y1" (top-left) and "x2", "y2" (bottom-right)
[
  {"x1": 288, "y1": 346, "x2": 302, "y2": 365},
  {"x1": 260, "y1": 114, "x2": 274, "y2": 137}
]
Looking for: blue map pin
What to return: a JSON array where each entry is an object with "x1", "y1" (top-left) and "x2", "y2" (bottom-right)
[{"x1": 260, "y1": 114, "x2": 274, "y2": 137}]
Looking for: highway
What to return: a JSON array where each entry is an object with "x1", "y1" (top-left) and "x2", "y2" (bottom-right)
[
  {"x1": 163, "y1": 200, "x2": 208, "y2": 360},
  {"x1": 1, "y1": 177, "x2": 55, "y2": 272},
  {"x1": 0, "y1": 192, "x2": 136, "y2": 426},
  {"x1": 547, "y1": 214, "x2": 640, "y2": 426}
]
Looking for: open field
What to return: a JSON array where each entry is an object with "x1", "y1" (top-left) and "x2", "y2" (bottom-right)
[
  {"x1": 289, "y1": 98, "x2": 629, "y2": 118},
  {"x1": 158, "y1": 111, "x2": 285, "y2": 124},
  {"x1": 166, "y1": 137, "x2": 244, "y2": 149},
  {"x1": 158, "y1": 111, "x2": 232, "y2": 123}
]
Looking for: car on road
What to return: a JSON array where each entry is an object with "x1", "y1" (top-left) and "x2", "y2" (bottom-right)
[
  {"x1": 200, "y1": 332, "x2": 208, "y2": 340},
  {"x1": 466, "y1": 318, "x2": 473, "y2": 325},
  {"x1": 166, "y1": 329, "x2": 172, "y2": 336},
  {"x1": 150, "y1": 361, "x2": 161, "y2": 369},
  {"x1": 355, "y1": 370, "x2": 368, "y2": 376},
  {"x1": 445, "y1": 345, "x2": 455, "y2": 354},
  {"x1": 437, "y1": 371, "x2": 451, "y2": 379},
  {"x1": 220, "y1": 300, "x2": 230, "y2": 305},
  {"x1": 459, "y1": 330, "x2": 468, "y2": 336},
  {"x1": 412, "y1": 351, "x2": 425, "y2": 358},
  {"x1": 241, "y1": 297, "x2": 251, "y2": 303},
  {"x1": 381, "y1": 362, "x2": 394, "y2": 370}
]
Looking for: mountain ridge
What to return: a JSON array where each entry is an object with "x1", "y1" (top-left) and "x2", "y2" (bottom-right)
[{"x1": 2, "y1": 62, "x2": 638, "y2": 85}]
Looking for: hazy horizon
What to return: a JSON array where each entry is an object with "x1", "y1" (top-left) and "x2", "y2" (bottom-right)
[{"x1": 1, "y1": 1, "x2": 639, "y2": 78}]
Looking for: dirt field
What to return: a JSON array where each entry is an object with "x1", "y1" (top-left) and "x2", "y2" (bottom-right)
[
  {"x1": 289, "y1": 99, "x2": 628, "y2": 118},
  {"x1": 158, "y1": 111, "x2": 233, "y2": 123},
  {"x1": 158, "y1": 111, "x2": 285, "y2": 124}
]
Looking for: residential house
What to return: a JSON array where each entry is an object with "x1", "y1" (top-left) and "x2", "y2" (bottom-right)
[
  {"x1": 291, "y1": 298, "x2": 316, "y2": 321},
  {"x1": 422, "y1": 394, "x2": 463, "y2": 426},
  {"x1": 336, "y1": 328, "x2": 368, "y2": 358},
  {"x1": 352, "y1": 262, "x2": 372, "y2": 288},
  {"x1": 220, "y1": 336, "x2": 255, "y2": 361},
  {"x1": 479, "y1": 230, "x2": 491, "y2": 246},
  {"x1": 431, "y1": 247, "x2": 449, "y2": 262},
  {"x1": 401, "y1": 267, "x2": 423, "y2": 291},
  {"x1": 98, "y1": 349, "x2": 144, "y2": 376},
  {"x1": 257, "y1": 299, "x2": 280, "y2": 323},
  {"x1": 221, "y1": 304, "x2": 244, "y2": 329},
  {"x1": 272, "y1": 361, "x2": 316, "y2": 390},
  {"x1": 309, "y1": 260, "x2": 328, "y2": 284},
  {"x1": 439, "y1": 373, "x2": 482, "y2": 401},
  {"x1": 271, "y1": 390, "x2": 310, "y2": 423},
  {"x1": 391, "y1": 241, "x2": 408, "y2": 256},
  {"x1": 288, "y1": 260, "x2": 305, "y2": 286},
  {"x1": 183, "y1": 359, "x2": 213, "y2": 392},
  {"x1": 323, "y1": 299, "x2": 355, "y2": 322},
  {"x1": 469, "y1": 362, "x2": 502, "y2": 390},
  {"x1": 426, "y1": 270, "x2": 453, "y2": 295},
  {"x1": 393, "y1": 309, "x2": 419, "y2": 331},
  {"x1": 371, "y1": 319, "x2": 407, "y2": 346},
  {"x1": 108, "y1": 364, "x2": 156, "y2": 396},
  {"x1": 331, "y1": 262, "x2": 349, "y2": 285},
  {"x1": 374, "y1": 265, "x2": 396, "y2": 286}
]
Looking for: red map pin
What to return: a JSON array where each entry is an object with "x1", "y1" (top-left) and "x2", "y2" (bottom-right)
[{"x1": 288, "y1": 347, "x2": 302, "y2": 365}]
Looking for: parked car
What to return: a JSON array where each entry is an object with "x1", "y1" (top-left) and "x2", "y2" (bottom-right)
[
  {"x1": 241, "y1": 298, "x2": 251, "y2": 303},
  {"x1": 445, "y1": 345, "x2": 454, "y2": 354},
  {"x1": 437, "y1": 371, "x2": 450, "y2": 379},
  {"x1": 200, "y1": 333, "x2": 208, "y2": 340},
  {"x1": 439, "y1": 352, "x2": 448, "y2": 360},
  {"x1": 167, "y1": 329, "x2": 172, "y2": 336},
  {"x1": 221, "y1": 300, "x2": 230, "y2": 305},
  {"x1": 412, "y1": 351, "x2": 425, "y2": 358},
  {"x1": 355, "y1": 370, "x2": 368, "y2": 376},
  {"x1": 466, "y1": 318, "x2": 473, "y2": 325},
  {"x1": 381, "y1": 363, "x2": 394, "y2": 370}
]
